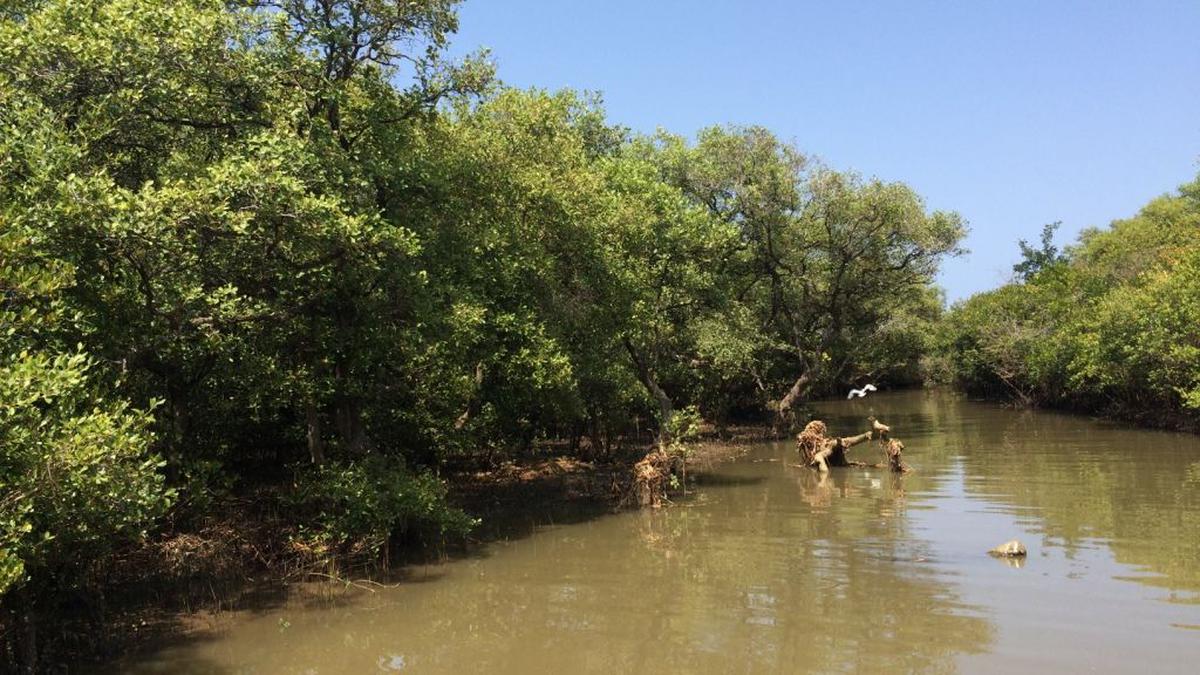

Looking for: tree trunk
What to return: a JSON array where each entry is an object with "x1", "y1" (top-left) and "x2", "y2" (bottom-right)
[
  {"x1": 775, "y1": 369, "x2": 813, "y2": 432},
  {"x1": 588, "y1": 416, "x2": 607, "y2": 458},
  {"x1": 811, "y1": 433, "x2": 870, "y2": 472},
  {"x1": 305, "y1": 400, "x2": 325, "y2": 465},
  {"x1": 777, "y1": 371, "x2": 811, "y2": 413},
  {"x1": 166, "y1": 380, "x2": 191, "y2": 452},
  {"x1": 334, "y1": 398, "x2": 370, "y2": 453},
  {"x1": 623, "y1": 339, "x2": 675, "y2": 444},
  {"x1": 454, "y1": 361, "x2": 486, "y2": 430},
  {"x1": 569, "y1": 423, "x2": 582, "y2": 455},
  {"x1": 777, "y1": 324, "x2": 837, "y2": 430}
]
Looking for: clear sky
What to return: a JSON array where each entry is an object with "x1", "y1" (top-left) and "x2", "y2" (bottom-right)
[{"x1": 446, "y1": 1, "x2": 1200, "y2": 302}]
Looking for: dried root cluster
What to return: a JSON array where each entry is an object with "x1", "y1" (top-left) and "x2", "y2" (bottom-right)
[
  {"x1": 626, "y1": 449, "x2": 685, "y2": 508},
  {"x1": 797, "y1": 417, "x2": 909, "y2": 473}
]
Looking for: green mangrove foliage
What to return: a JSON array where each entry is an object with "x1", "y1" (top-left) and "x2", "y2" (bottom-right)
[
  {"x1": 0, "y1": 0, "x2": 963, "y2": 663},
  {"x1": 651, "y1": 127, "x2": 965, "y2": 423},
  {"x1": 0, "y1": 228, "x2": 171, "y2": 601},
  {"x1": 934, "y1": 176, "x2": 1200, "y2": 427}
]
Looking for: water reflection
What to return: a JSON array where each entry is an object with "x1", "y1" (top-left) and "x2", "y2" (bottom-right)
[
  {"x1": 622, "y1": 464, "x2": 993, "y2": 673},
  {"x1": 900, "y1": 393, "x2": 1200, "y2": 601},
  {"x1": 113, "y1": 451, "x2": 990, "y2": 672},
  {"x1": 112, "y1": 391, "x2": 1200, "y2": 674},
  {"x1": 822, "y1": 392, "x2": 1200, "y2": 673}
]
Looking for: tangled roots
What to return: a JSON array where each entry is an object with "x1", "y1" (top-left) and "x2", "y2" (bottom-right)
[
  {"x1": 883, "y1": 438, "x2": 909, "y2": 473},
  {"x1": 796, "y1": 421, "x2": 828, "y2": 464},
  {"x1": 626, "y1": 449, "x2": 683, "y2": 508}
]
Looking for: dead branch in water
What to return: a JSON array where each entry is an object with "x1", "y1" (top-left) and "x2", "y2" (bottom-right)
[
  {"x1": 797, "y1": 417, "x2": 909, "y2": 473},
  {"x1": 625, "y1": 416, "x2": 910, "y2": 510}
]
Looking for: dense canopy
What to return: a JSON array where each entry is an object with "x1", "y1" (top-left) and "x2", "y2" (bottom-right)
[
  {"x1": 47, "y1": 2, "x2": 1200, "y2": 669},
  {"x1": 3, "y1": 2, "x2": 1197, "y2": 671},
  {"x1": 933, "y1": 177, "x2": 1200, "y2": 427}
]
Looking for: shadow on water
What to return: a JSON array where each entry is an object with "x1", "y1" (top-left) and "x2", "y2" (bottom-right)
[
  {"x1": 91, "y1": 453, "x2": 656, "y2": 673},
  {"x1": 106, "y1": 430, "x2": 996, "y2": 674},
  {"x1": 689, "y1": 472, "x2": 767, "y2": 487},
  {"x1": 107, "y1": 390, "x2": 1200, "y2": 673}
]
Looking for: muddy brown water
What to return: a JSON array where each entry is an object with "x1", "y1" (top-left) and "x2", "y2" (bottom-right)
[{"x1": 108, "y1": 391, "x2": 1200, "y2": 673}]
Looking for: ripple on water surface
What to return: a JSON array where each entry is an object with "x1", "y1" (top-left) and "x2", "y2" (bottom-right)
[{"x1": 109, "y1": 391, "x2": 1200, "y2": 674}]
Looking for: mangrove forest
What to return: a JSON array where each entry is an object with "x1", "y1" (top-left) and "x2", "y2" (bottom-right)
[{"x1": 1, "y1": 1, "x2": 1197, "y2": 672}]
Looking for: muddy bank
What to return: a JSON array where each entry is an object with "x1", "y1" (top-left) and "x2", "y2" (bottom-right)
[{"x1": 451, "y1": 427, "x2": 761, "y2": 518}]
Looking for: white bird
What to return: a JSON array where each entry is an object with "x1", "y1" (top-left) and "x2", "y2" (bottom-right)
[{"x1": 847, "y1": 384, "x2": 877, "y2": 399}]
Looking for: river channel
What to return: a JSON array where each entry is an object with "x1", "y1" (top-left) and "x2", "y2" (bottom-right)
[{"x1": 111, "y1": 391, "x2": 1200, "y2": 673}]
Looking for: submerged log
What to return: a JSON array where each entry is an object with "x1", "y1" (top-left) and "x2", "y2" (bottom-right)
[{"x1": 797, "y1": 417, "x2": 910, "y2": 473}]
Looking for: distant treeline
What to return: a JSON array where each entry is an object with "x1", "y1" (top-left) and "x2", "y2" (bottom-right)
[
  {"x1": 1, "y1": 2, "x2": 963, "y2": 662},
  {"x1": 931, "y1": 177, "x2": 1200, "y2": 430}
]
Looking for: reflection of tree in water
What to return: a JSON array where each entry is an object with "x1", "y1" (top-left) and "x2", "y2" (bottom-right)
[
  {"x1": 787, "y1": 468, "x2": 907, "y2": 512},
  {"x1": 936, "y1": 393, "x2": 1200, "y2": 600},
  {"x1": 627, "y1": 464, "x2": 992, "y2": 673},
  {"x1": 117, "y1": 393, "x2": 1198, "y2": 673},
  {"x1": 123, "y1": 448, "x2": 993, "y2": 674},
  {"x1": 120, "y1": 406, "x2": 999, "y2": 673}
]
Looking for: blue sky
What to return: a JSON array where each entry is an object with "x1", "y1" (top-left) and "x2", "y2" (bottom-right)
[{"x1": 447, "y1": 1, "x2": 1200, "y2": 301}]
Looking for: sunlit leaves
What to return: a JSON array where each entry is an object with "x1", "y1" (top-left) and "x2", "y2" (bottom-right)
[
  {"x1": 0, "y1": 235, "x2": 169, "y2": 597},
  {"x1": 939, "y1": 174, "x2": 1200, "y2": 424}
]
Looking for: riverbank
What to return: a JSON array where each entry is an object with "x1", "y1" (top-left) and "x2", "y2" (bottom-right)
[
  {"x1": 55, "y1": 428, "x2": 769, "y2": 671},
  {"x1": 1045, "y1": 399, "x2": 1196, "y2": 434},
  {"x1": 939, "y1": 386, "x2": 1200, "y2": 435},
  {"x1": 94, "y1": 392, "x2": 1200, "y2": 674},
  {"x1": 930, "y1": 175, "x2": 1200, "y2": 438}
]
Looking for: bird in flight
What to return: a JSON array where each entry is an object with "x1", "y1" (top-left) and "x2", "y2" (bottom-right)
[{"x1": 847, "y1": 384, "x2": 877, "y2": 399}]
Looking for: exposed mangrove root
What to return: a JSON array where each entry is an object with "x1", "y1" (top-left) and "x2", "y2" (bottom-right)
[
  {"x1": 627, "y1": 416, "x2": 909, "y2": 509},
  {"x1": 797, "y1": 417, "x2": 910, "y2": 473},
  {"x1": 625, "y1": 448, "x2": 684, "y2": 508},
  {"x1": 881, "y1": 438, "x2": 909, "y2": 473}
]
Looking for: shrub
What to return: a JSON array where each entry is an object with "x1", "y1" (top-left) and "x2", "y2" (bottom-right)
[{"x1": 287, "y1": 455, "x2": 476, "y2": 560}]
